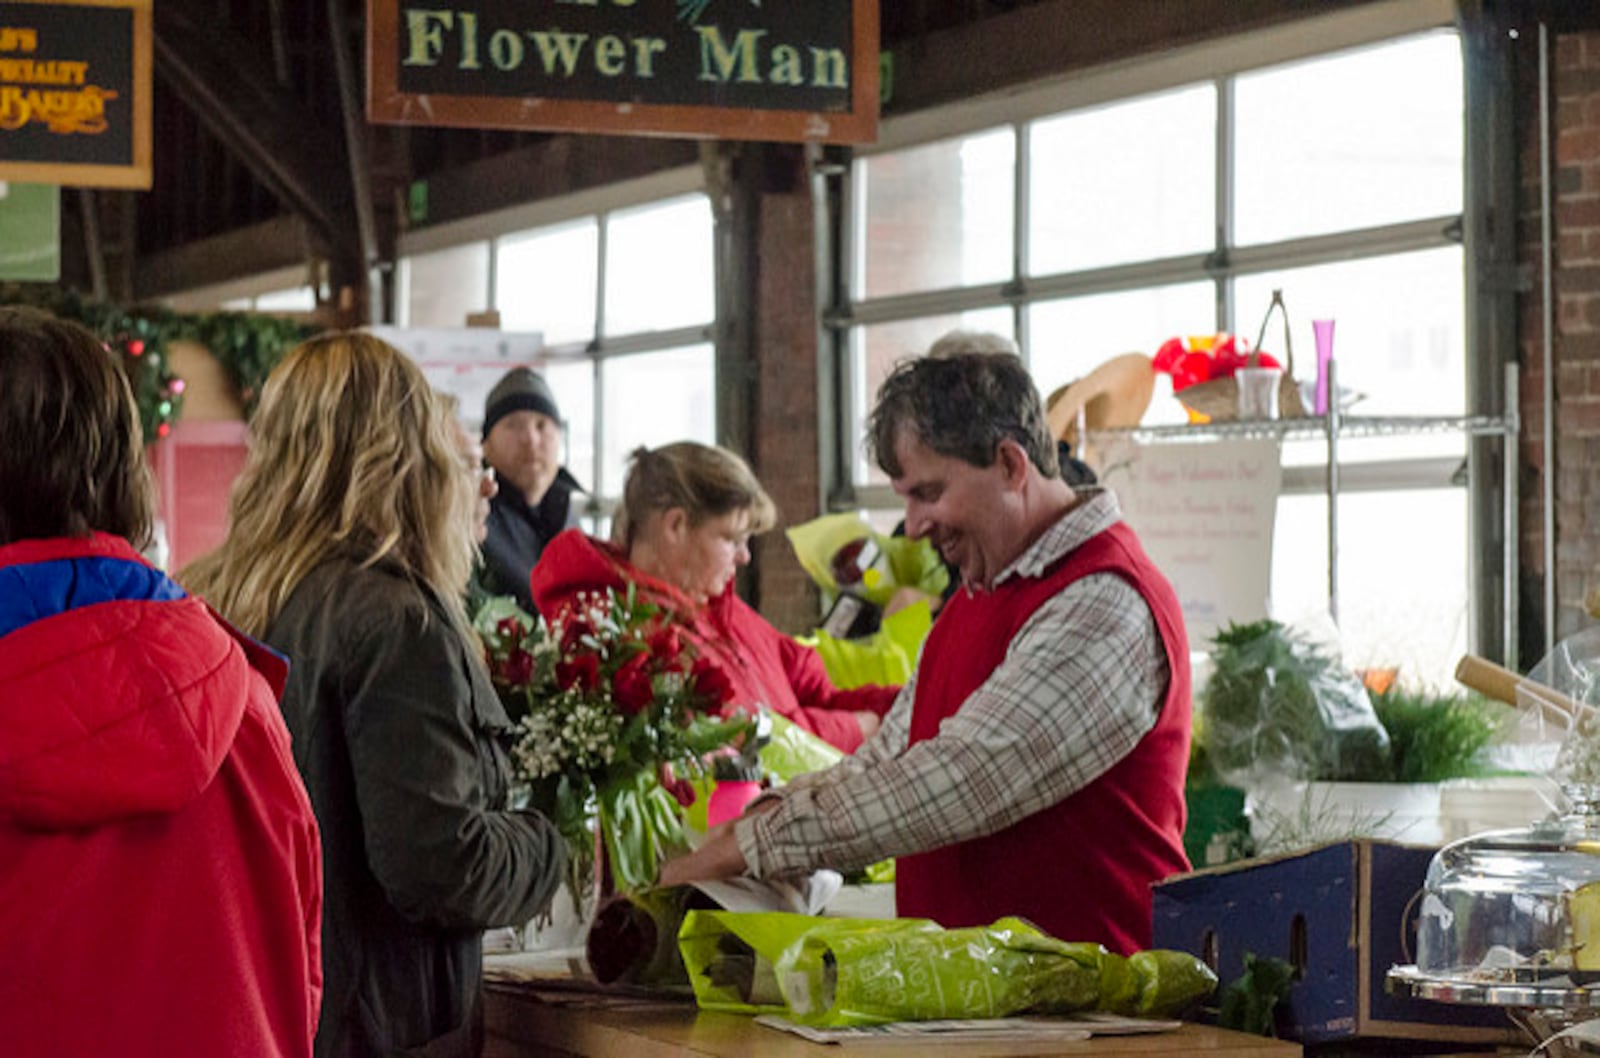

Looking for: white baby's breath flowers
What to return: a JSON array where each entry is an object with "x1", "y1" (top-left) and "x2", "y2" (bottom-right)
[
  {"x1": 511, "y1": 712, "x2": 565, "y2": 780},
  {"x1": 563, "y1": 699, "x2": 622, "y2": 771}
]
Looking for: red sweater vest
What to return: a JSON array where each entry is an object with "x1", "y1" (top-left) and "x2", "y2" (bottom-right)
[{"x1": 896, "y1": 519, "x2": 1191, "y2": 955}]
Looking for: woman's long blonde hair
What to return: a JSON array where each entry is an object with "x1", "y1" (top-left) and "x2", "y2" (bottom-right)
[{"x1": 183, "y1": 331, "x2": 476, "y2": 636}]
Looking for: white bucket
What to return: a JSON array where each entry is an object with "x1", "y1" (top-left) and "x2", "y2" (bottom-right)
[{"x1": 1247, "y1": 780, "x2": 1445, "y2": 854}]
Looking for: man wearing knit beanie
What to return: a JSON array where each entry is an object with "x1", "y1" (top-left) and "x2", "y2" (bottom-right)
[{"x1": 479, "y1": 366, "x2": 585, "y2": 612}]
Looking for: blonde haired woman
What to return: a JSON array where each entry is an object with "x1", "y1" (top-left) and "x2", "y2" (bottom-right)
[
  {"x1": 184, "y1": 332, "x2": 563, "y2": 1058},
  {"x1": 531, "y1": 442, "x2": 895, "y2": 753}
]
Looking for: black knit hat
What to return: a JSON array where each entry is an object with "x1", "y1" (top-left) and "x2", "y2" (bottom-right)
[{"x1": 482, "y1": 367, "x2": 561, "y2": 438}]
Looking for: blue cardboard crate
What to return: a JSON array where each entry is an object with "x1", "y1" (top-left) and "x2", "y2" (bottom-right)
[{"x1": 1151, "y1": 840, "x2": 1517, "y2": 1044}]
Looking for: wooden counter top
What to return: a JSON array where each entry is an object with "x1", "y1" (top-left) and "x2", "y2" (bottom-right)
[{"x1": 482, "y1": 981, "x2": 1303, "y2": 1058}]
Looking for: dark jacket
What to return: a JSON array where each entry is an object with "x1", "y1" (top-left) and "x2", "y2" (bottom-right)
[
  {"x1": 480, "y1": 468, "x2": 584, "y2": 611},
  {"x1": 266, "y1": 556, "x2": 564, "y2": 1058}
]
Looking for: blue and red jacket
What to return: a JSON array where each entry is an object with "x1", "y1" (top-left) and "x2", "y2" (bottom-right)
[{"x1": 0, "y1": 532, "x2": 323, "y2": 1058}]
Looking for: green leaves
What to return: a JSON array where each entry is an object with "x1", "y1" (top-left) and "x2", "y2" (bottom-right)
[
  {"x1": 1217, "y1": 953, "x2": 1296, "y2": 1038},
  {"x1": 1371, "y1": 689, "x2": 1504, "y2": 783}
]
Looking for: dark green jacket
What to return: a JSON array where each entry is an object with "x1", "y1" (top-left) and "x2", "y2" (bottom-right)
[{"x1": 266, "y1": 556, "x2": 564, "y2": 1058}]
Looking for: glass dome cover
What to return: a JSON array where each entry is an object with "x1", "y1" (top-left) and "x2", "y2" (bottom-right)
[{"x1": 1416, "y1": 785, "x2": 1600, "y2": 982}]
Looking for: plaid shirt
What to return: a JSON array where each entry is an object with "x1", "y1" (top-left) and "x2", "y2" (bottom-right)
[{"x1": 738, "y1": 488, "x2": 1172, "y2": 877}]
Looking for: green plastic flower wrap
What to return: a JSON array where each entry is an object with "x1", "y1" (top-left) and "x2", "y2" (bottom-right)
[
  {"x1": 785, "y1": 513, "x2": 948, "y2": 611},
  {"x1": 785, "y1": 513, "x2": 947, "y2": 690},
  {"x1": 677, "y1": 911, "x2": 1217, "y2": 1027},
  {"x1": 804, "y1": 599, "x2": 934, "y2": 689}
]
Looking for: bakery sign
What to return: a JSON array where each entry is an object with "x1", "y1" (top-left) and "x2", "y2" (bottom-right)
[
  {"x1": 367, "y1": 0, "x2": 877, "y2": 144},
  {"x1": 0, "y1": 0, "x2": 152, "y2": 189}
]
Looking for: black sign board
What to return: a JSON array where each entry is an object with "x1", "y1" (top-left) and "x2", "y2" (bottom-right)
[
  {"x1": 0, "y1": 0, "x2": 152, "y2": 189},
  {"x1": 368, "y1": 0, "x2": 877, "y2": 144}
]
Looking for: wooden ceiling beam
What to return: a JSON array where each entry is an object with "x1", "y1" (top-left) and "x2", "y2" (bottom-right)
[{"x1": 152, "y1": 0, "x2": 358, "y2": 258}]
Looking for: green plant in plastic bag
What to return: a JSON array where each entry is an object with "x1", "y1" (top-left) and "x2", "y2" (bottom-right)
[{"x1": 1202, "y1": 619, "x2": 1389, "y2": 782}]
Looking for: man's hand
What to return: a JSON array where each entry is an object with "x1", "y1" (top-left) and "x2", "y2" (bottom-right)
[
  {"x1": 854, "y1": 710, "x2": 881, "y2": 742},
  {"x1": 658, "y1": 800, "x2": 779, "y2": 888},
  {"x1": 659, "y1": 826, "x2": 746, "y2": 887}
]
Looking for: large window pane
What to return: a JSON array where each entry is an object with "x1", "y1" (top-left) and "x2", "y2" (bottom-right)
[
  {"x1": 857, "y1": 129, "x2": 1015, "y2": 299},
  {"x1": 603, "y1": 196, "x2": 714, "y2": 336},
  {"x1": 1272, "y1": 488, "x2": 1468, "y2": 689},
  {"x1": 1236, "y1": 246, "x2": 1465, "y2": 464},
  {"x1": 403, "y1": 242, "x2": 490, "y2": 328},
  {"x1": 1234, "y1": 33, "x2": 1463, "y2": 245},
  {"x1": 1028, "y1": 282, "x2": 1215, "y2": 417},
  {"x1": 540, "y1": 358, "x2": 596, "y2": 494},
  {"x1": 497, "y1": 219, "x2": 599, "y2": 346},
  {"x1": 848, "y1": 309, "x2": 1014, "y2": 485},
  {"x1": 599, "y1": 345, "x2": 715, "y2": 495},
  {"x1": 1029, "y1": 85, "x2": 1216, "y2": 276}
]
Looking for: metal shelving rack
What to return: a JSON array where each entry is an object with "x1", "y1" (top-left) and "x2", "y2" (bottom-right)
[{"x1": 1087, "y1": 363, "x2": 1522, "y2": 664}]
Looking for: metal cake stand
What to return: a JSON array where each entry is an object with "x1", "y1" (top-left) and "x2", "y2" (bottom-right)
[{"x1": 1388, "y1": 965, "x2": 1600, "y2": 1055}]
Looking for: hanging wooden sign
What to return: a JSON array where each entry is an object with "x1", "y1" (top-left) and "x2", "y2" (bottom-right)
[
  {"x1": 367, "y1": 0, "x2": 877, "y2": 145},
  {"x1": 0, "y1": 0, "x2": 152, "y2": 189}
]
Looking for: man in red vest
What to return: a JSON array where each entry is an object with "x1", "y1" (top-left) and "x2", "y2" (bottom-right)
[{"x1": 662, "y1": 351, "x2": 1191, "y2": 954}]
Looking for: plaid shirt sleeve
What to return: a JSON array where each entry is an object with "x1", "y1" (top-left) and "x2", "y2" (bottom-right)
[
  {"x1": 737, "y1": 572, "x2": 1169, "y2": 877},
  {"x1": 764, "y1": 675, "x2": 915, "y2": 797}
]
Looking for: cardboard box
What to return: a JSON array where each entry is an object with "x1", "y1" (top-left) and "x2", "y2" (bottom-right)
[{"x1": 1151, "y1": 840, "x2": 1517, "y2": 1044}]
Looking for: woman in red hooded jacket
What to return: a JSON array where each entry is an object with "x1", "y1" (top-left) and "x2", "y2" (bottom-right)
[
  {"x1": 532, "y1": 442, "x2": 894, "y2": 753},
  {"x1": 0, "y1": 308, "x2": 322, "y2": 1058}
]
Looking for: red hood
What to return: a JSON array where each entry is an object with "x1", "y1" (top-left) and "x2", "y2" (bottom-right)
[
  {"x1": 0, "y1": 534, "x2": 278, "y2": 830},
  {"x1": 531, "y1": 528, "x2": 736, "y2": 621}
]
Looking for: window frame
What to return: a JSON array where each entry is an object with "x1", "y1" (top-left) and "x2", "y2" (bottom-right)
[
  {"x1": 394, "y1": 167, "x2": 717, "y2": 521},
  {"x1": 823, "y1": 0, "x2": 1517, "y2": 666}
]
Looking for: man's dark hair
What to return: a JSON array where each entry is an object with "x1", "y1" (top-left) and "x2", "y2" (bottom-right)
[
  {"x1": 0, "y1": 307, "x2": 154, "y2": 548},
  {"x1": 868, "y1": 352, "x2": 1060, "y2": 479}
]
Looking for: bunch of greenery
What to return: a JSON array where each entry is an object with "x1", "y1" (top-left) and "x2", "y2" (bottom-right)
[
  {"x1": 1201, "y1": 619, "x2": 1390, "y2": 782},
  {"x1": 1370, "y1": 688, "x2": 1506, "y2": 783},
  {"x1": 1217, "y1": 953, "x2": 1296, "y2": 1038}
]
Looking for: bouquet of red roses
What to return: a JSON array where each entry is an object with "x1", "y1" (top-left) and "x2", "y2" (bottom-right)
[{"x1": 475, "y1": 586, "x2": 752, "y2": 903}]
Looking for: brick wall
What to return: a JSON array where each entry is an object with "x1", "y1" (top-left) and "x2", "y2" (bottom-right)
[
  {"x1": 750, "y1": 147, "x2": 824, "y2": 636},
  {"x1": 1519, "y1": 27, "x2": 1600, "y2": 644}
]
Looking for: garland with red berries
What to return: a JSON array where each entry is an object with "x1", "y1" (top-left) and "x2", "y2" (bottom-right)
[{"x1": 2, "y1": 285, "x2": 315, "y2": 444}]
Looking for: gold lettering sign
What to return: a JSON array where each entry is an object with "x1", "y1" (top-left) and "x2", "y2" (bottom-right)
[{"x1": 0, "y1": 1, "x2": 152, "y2": 190}]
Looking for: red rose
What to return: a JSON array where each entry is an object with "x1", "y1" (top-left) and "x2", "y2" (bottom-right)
[
  {"x1": 556, "y1": 653, "x2": 600, "y2": 692},
  {"x1": 560, "y1": 616, "x2": 595, "y2": 654},
  {"x1": 495, "y1": 647, "x2": 534, "y2": 686},
  {"x1": 690, "y1": 657, "x2": 735, "y2": 713},
  {"x1": 612, "y1": 653, "x2": 655, "y2": 715},
  {"x1": 647, "y1": 626, "x2": 683, "y2": 671},
  {"x1": 495, "y1": 615, "x2": 526, "y2": 642}
]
